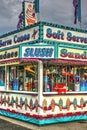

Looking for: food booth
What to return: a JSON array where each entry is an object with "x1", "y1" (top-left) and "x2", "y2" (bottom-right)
[{"x1": 0, "y1": 22, "x2": 87, "y2": 125}]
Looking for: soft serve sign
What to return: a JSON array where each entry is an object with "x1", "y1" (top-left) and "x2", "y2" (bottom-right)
[{"x1": 44, "y1": 26, "x2": 87, "y2": 44}]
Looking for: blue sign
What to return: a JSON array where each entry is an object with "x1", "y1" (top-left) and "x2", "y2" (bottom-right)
[{"x1": 22, "y1": 47, "x2": 54, "y2": 58}]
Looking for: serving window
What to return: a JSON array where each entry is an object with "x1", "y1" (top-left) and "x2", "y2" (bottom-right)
[
  {"x1": 43, "y1": 62, "x2": 87, "y2": 93},
  {"x1": 8, "y1": 62, "x2": 38, "y2": 92}
]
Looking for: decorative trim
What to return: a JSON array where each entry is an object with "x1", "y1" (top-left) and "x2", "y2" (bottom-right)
[
  {"x1": 0, "y1": 58, "x2": 40, "y2": 64},
  {"x1": 0, "y1": 21, "x2": 87, "y2": 40},
  {"x1": 0, "y1": 109, "x2": 87, "y2": 125},
  {"x1": 0, "y1": 90, "x2": 38, "y2": 95},
  {"x1": 43, "y1": 59, "x2": 87, "y2": 65},
  {"x1": 43, "y1": 92, "x2": 87, "y2": 96}
]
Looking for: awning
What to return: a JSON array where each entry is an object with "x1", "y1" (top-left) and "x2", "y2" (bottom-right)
[
  {"x1": 0, "y1": 58, "x2": 87, "y2": 66},
  {"x1": 0, "y1": 58, "x2": 40, "y2": 65},
  {"x1": 42, "y1": 59, "x2": 87, "y2": 65}
]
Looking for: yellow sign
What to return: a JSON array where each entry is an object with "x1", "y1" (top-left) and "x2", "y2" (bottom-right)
[
  {"x1": 59, "y1": 47, "x2": 87, "y2": 61},
  {"x1": 0, "y1": 48, "x2": 19, "y2": 61}
]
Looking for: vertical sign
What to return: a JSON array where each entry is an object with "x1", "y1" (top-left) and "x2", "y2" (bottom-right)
[{"x1": 23, "y1": 1, "x2": 37, "y2": 26}]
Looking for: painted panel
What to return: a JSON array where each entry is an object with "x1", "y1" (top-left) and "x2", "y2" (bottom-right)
[
  {"x1": 0, "y1": 92, "x2": 87, "y2": 125},
  {"x1": 0, "y1": 92, "x2": 38, "y2": 115},
  {"x1": 40, "y1": 95, "x2": 87, "y2": 116}
]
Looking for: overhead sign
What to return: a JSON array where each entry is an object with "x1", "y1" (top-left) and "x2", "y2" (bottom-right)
[
  {"x1": 59, "y1": 47, "x2": 87, "y2": 61},
  {"x1": 0, "y1": 48, "x2": 19, "y2": 61},
  {"x1": 0, "y1": 26, "x2": 39, "y2": 50},
  {"x1": 22, "y1": 46, "x2": 54, "y2": 59},
  {"x1": 44, "y1": 26, "x2": 87, "y2": 45}
]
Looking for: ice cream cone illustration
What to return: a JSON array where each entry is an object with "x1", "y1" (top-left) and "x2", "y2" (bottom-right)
[
  {"x1": 16, "y1": 97, "x2": 18, "y2": 108},
  {"x1": 11, "y1": 96, "x2": 14, "y2": 107},
  {"x1": 8, "y1": 96, "x2": 10, "y2": 107},
  {"x1": 35, "y1": 99, "x2": 38, "y2": 112},
  {"x1": 42, "y1": 99, "x2": 47, "y2": 113},
  {"x1": 20, "y1": 98, "x2": 23, "y2": 109},
  {"x1": 30, "y1": 99, "x2": 33, "y2": 111},
  {"x1": 4, "y1": 96, "x2": 6, "y2": 106},
  {"x1": 80, "y1": 98, "x2": 84, "y2": 109},
  {"x1": 59, "y1": 98, "x2": 63, "y2": 111},
  {"x1": 66, "y1": 98, "x2": 70, "y2": 111},
  {"x1": 73, "y1": 98, "x2": 77, "y2": 110},
  {"x1": 51, "y1": 99, "x2": 55, "y2": 112},
  {"x1": 25, "y1": 98, "x2": 27, "y2": 110},
  {"x1": 74, "y1": 104, "x2": 77, "y2": 110}
]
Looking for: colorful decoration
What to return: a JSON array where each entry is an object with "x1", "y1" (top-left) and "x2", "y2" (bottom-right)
[
  {"x1": 20, "y1": 97, "x2": 23, "y2": 109},
  {"x1": 25, "y1": 98, "x2": 28, "y2": 110},
  {"x1": 0, "y1": 94, "x2": 87, "y2": 125},
  {"x1": 0, "y1": 95, "x2": 87, "y2": 112},
  {"x1": 8, "y1": 96, "x2": 10, "y2": 107},
  {"x1": 35, "y1": 99, "x2": 38, "y2": 112},
  {"x1": 42, "y1": 99, "x2": 47, "y2": 113},
  {"x1": 4, "y1": 96, "x2": 6, "y2": 106},
  {"x1": 51, "y1": 99, "x2": 55, "y2": 112},
  {"x1": 59, "y1": 98, "x2": 63, "y2": 111},
  {"x1": 11, "y1": 96, "x2": 14, "y2": 107},
  {"x1": 24, "y1": 2, "x2": 37, "y2": 26},
  {"x1": 80, "y1": 98, "x2": 84, "y2": 109},
  {"x1": 1, "y1": 93, "x2": 87, "y2": 125},
  {"x1": 17, "y1": 12, "x2": 23, "y2": 29},
  {"x1": 30, "y1": 99, "x2": 33, "y2": 111},
  {"x1": 73, "y1": 98, "x2": 77, "y2": 110},
  {"x1": 66, "y1": 98, "x2": 70, "y2": 111},
  {"x1": 16, "y1": 97, "x2": 18, "y2": 108}
]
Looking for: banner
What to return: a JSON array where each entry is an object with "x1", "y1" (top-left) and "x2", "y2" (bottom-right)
[
  {"x1": 78, "y1": 0, "x2": 81, "y2": 22},
  {"x1": 35, "y1": 0, "x2": 39, "y2": 13},
  {"x1": 17, "y1": 12, "x2": 23, "y2": 29},
  {"x1": 73, "y1": 0, "x2": 81, "y2": 24}
]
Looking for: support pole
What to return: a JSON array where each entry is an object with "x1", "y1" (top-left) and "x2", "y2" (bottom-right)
[{"x1": 38, "y1": 60, "x2": 43, "y2": 115}]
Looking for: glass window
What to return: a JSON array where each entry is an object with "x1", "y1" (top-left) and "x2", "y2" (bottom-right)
[
  {"x1": 0, "y1": 66, "x2": 5, "y2": 87},
  {"x1": 43, "y1": 63, "x2": 87, "y2": 93},
  {"x1": 8, "y1": 63, "x2": 38, "y2": 92},
  {"x1": 9, "y1": 66, "x2": 18, "y2": 90},
  {"x1": 24, "y1": 63, "x2": 38, "y2": 92}
]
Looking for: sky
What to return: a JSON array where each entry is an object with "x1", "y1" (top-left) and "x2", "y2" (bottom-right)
[{"x1": 0, "y1": 0, "x2": 87, "y2": 35}]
